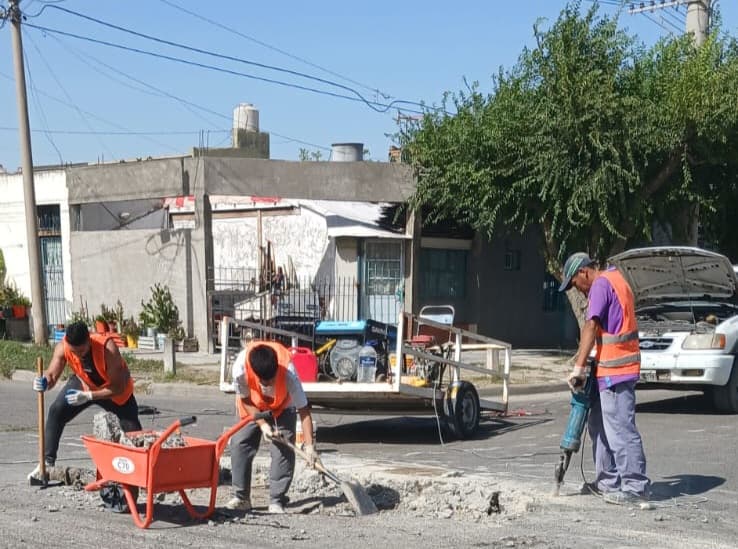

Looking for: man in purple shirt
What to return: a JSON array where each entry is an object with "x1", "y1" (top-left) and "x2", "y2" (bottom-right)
[{"x1": 560, "y1": 252, "x2": 650, "y2": 505}]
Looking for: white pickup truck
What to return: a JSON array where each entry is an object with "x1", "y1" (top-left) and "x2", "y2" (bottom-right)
[{"x1": 609, "y1": 247, "x2": 738, "y2": 413}]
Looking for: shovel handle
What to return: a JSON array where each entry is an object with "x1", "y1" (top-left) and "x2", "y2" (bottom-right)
[
  {"x1": 36, "y1": 357, "x2": 46, "y2": 479},
  {"x1": 274, "y1": 435, "x2": 341, "y2": 484}
]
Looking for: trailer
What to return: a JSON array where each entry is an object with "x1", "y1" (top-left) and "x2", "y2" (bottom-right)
[{"x1": 218, "y1": 308, "x2": 511, "y2": 439}]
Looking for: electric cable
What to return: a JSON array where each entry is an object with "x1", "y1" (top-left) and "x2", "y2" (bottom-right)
[
  {"x1": 25, "y1": 22, "x2": 429, "y2": 116},
  {"x1": 156, "y1": 0, "x2": 390, "y2": 99},
  {"x1": 28, "y1": 5, "x2": 436, "y2": 115}
]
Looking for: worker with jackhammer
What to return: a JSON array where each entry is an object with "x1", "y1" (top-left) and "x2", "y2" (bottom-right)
[
  {"x1": 28, "y1": 321, "x2": 141, "y2": 479},
  {"x1": 226, "y1": 341, "x2": 319, "y2": 514},
  {"x1": 559, "y1": 252, "x2": 650, "y2": 504}
]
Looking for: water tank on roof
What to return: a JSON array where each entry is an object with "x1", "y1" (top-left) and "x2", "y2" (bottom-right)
[
  {"x1": 233, "y1": 103, "x2": 259, "y2": 133},
  {"x1": 330, "y1": 143, "x2": 363, "y2": 162}
]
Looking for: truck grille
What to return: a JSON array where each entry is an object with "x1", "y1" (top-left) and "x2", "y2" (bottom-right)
[{"x1": 638, "y1": 337, "x2": 673, "y2": 351}]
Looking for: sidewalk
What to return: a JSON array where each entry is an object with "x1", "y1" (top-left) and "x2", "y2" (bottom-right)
[
  {"x1": 11, "y1": 347, "x2": 574, "y2": 397},
  {"x1": 127, "y1": 346, "x2": 575, "y2": 396}
]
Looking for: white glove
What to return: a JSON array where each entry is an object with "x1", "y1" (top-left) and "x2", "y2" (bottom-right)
[
  {"x1": 260, "y1": 422, "x2": 274, "y2": 442},
  {"x1": 303, "y1": 444, "x2": 320, "y2": 469},
  {"x1": 33, "y1": 376, "x2": 48, "y2": 392},
  {"x1": 567, "y1": 366, "x2": 587, "y2": 392},
  {"x1": 65, "y1": 389, "x2": 92, "y2": 406}
]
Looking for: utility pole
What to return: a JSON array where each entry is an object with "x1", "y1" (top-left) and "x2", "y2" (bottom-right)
[
  {"x1": 628, "y1": 0, "x2": 712, "y2": 246},
  {"x1": 628, "y1": 1, "x2": 712, "y2": 46},
  {"x1": 8, "y1": 0, "x2": 48, "y2": 344}
]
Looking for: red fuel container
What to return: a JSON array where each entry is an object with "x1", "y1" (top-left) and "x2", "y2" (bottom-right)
[{"x1": 290, "y1": 346, "x2": 318, "y2": 382}]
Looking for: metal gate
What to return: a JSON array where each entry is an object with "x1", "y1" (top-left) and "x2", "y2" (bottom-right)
[{"x1": 40, "y1": 236, "x2": 65, "y2": 327}]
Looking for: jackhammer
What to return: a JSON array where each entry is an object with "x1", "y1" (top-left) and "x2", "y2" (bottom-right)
[{"x1": 553, "y1": 359, "x2": 595, "y2": 496}]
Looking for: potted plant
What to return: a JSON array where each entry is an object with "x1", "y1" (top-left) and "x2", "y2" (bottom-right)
[
  {"x1": 121, "y1": 316, "x2": 140, "y2": 348},
  {"x1": 139, "y1": 284, "x2": 183, "y2": 343},
  {"x1": 12, "y1": 293, "x2": 30, "y2": 319},
  {"x1": 94, "y1": 314, "x2": 109, "y2": 333}
]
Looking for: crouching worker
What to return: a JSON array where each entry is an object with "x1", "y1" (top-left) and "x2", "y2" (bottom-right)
[
  {"x1": 227, "y1": 341, "x2": 318, "y2": 514},
  {"x1": 29, "y1": 321, "x2": 141, "y2": 479}
]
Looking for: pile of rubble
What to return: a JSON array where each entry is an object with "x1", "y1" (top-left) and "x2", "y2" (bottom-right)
[{"x1": 93, "y1": 412, "x2": 186, "y2": 448}]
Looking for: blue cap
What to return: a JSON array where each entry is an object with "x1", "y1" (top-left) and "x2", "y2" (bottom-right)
[{"x1": 558, "y1": 252, "x2": 595, "y2": 292}]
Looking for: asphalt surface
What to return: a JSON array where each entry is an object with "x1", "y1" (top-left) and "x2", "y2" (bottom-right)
[{"x1": 2, "y1": 363, "x2": 737, "y2": 548}]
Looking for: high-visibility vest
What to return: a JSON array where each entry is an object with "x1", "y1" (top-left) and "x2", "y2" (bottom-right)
[
  {"x1": 235, "y1": 341, "x2": 292, "y2": 419},
  {"x1": 63, "y1": 334, "x2": 135, "y2": 405},
  {"x1": 594, "y1": 269, "x2": 641, "y2": 378}
]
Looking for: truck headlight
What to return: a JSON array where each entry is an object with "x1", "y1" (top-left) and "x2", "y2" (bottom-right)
[{"x1": 681, "y1": 333, "x2": 726, "y2": 350}]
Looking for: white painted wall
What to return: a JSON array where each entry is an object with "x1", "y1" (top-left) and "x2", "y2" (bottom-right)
[
  {"x1": 0, "y1": 169, "x2": 73, "y2": 316},
  {"x1": 212, "y1": 206, "x2": 329, "y2": 279}
]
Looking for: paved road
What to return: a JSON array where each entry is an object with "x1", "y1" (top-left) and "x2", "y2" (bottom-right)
[{"x1": 1, "y1": 377, "x2": 737, "y2": 547}]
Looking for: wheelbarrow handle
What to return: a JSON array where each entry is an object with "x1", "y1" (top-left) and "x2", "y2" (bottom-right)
[{"x1": 179, "y1": 416, "x2": 197, "y2": 427}]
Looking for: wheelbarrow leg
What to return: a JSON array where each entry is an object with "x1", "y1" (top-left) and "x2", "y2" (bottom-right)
[{"x1": 127, "y1": 484, "x2": 154, "y2": 529}]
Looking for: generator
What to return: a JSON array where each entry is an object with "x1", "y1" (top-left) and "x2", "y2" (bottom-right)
[{"x1": 314, "y1": 319, "x2": 397, "y2": 381}]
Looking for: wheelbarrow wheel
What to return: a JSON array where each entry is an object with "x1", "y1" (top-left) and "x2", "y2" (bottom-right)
[{"x1": 100, "y1": 483, "x2": 139, "y2": 514}]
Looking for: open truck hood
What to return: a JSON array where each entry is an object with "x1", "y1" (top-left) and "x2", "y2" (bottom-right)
[{"x1": 608, "y1": 247, "x2": 737, "y2": 304}]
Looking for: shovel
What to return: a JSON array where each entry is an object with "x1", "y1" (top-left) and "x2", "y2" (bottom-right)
[
  {"x1": 276, "y1": 435, "x2": 378, "y2": 516},
  {"x1": 30, "y1": 357, "x2": 48, "y2": 487}
]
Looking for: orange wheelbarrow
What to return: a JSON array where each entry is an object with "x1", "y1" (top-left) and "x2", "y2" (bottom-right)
[{"x1": 82, "y1": 412, "x2": 266, "y2": 529}]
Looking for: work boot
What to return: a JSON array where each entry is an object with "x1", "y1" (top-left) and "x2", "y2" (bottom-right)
[
  {"x1": 224, "y1": 497, "x2": 252, "y2": 512},
  {"x1": 27, "y1": 461, "x2": 54, "y2": 481},
  {"x1": 603, "y1": 490, "x2": 648, "y2": 506}
]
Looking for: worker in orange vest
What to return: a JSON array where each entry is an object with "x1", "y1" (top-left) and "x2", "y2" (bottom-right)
[
  {"x1": 560, "y1": 252, "x2": 650, "y2": 505},
  {"x1": 29, "y1": 321, "x2": 141, "y2": 479},
  {"x1": 226, "y1": 341, "x2": 318, "y2": 514}
]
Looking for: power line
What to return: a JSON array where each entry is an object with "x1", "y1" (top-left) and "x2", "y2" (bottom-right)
[
  {"x1": 43, "y1": 34, "x2": 332, "y2": 152},
  {"x1": 30, "y1": 5, "x2": 434, "y2": 115},
  {"x1": 0, "y1": 126, "x2": 227, "y2": 135},
  {"x1": 156, "y1": 0, "x2": 391, "y2": 100},
  {"x1": 25, "y1": 22, "x2": 430, "y2": 116},
  {"x1": 21, "y1": 26, "x2": 117, "y2": 161}
]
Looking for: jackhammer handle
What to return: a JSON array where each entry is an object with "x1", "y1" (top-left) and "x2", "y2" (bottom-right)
[
  {"x1": 179, "y1": 416, "x2": 197, "y2": 427},
  {"x1": 254, "y1": 410, "x2": 273, "y2": 422}
]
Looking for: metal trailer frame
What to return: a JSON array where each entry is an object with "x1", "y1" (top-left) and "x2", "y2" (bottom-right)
[{"x1": 218, "y1": 309, "x2": 512, "y2": 438}]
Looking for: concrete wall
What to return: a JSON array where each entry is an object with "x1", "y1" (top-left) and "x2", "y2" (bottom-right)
[
  {"x1": 471, "y1": 228, "x2": 577, "y2": 348},
  {"x1": 204, "y1": 158, "x2": 415, "y2": 202},
  {"x1": 212, "y1": 207, "x2": 327, "y2": 279},
  {"x1": 70, "y1": 229, "x2": 194, "y2": 334},
  {"x1": 0, "y1": 169, "x2": 73, "y2": 316}
]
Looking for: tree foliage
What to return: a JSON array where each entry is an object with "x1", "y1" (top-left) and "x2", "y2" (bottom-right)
[{"x1": 401, "y1": 2, "x2": 738, "y2": 273}]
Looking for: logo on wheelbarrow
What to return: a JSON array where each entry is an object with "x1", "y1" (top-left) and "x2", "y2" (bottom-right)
[{"x1": 112, "y1": 456, "x2": 135, "y2": 474}]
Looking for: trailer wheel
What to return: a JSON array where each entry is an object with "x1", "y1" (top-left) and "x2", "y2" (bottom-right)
[
  {"x1": 100, "y1": 483, "x2": 138, "y2": 514},
  {"x1": 444, "y1": 381, "x2": 480, "y2": 439}
]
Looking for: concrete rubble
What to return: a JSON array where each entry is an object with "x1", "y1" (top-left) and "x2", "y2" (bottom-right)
[{"x1": 92, "y1": 411, "x2": 186, "y2": 448}]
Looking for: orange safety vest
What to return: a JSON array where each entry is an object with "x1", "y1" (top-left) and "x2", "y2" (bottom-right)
[
  {"x1": 235, "y1": 341, "x2": 293, "y2": 419},
  {"x1": 63, "y1": 333, "x2": 135, "y2": 405},
  {"x1": 594, "y1": 269, "x2": 641, "y2": 378}
]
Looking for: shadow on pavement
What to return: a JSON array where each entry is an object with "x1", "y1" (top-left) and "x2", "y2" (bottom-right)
[
  {"x1": 315, "y1": 415, "x2": 553, "y2": 445},
  {"x1": 650, "y1": 474, "x2": 725, "y2": 500},
  {"x1": 635, "y1": 392, "x2": 722, "y2": 415}
]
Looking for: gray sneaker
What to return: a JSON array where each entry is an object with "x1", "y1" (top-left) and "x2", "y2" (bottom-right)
[
  {"x1": 603, "y1": 491, "x2": 648, "y2": 506},
  {"x1": 268, "y1": 502, "x2": 286, "y2": 514},
  {"x1": 224, "y1": 497, "x2": 252, "y2": 512}
]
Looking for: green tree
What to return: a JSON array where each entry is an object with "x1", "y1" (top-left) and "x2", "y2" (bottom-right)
[{"x1": 401, "y1": 2, "x2": 738, "y2": 279}]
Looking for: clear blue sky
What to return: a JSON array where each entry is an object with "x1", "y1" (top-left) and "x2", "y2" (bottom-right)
[{"x1": 0, "y1": 0, "x2": 736, "y2": 171}]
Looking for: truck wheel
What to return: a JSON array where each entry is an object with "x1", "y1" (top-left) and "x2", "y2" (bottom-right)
[
  {"x1": 444, "y1": 381, "x2": 480, "y2": 439},
  {"x1": 712, "y1": 358, "x2": 738, "y2": 414}
]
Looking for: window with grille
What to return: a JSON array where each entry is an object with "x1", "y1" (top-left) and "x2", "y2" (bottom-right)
[{"x1": 419, "y1": 248, "x2": 467, "y2": 299}]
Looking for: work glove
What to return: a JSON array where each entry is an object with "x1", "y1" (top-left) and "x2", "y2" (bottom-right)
[
  {"x1": 33, "y1": 376, "x2": 48, "y2": 392},
  {"x1": 567, "y1": 366, "x2": 587, "y2": 392},
  {"x1": 303, "y1": 444, "x2": 320, "y2": 469},
  {"x1": 65, "y1": 389, "x2": 92, "y2": 406},
  {"x1": 260, "y1": 422, "x2": 275, "y2": 442}
]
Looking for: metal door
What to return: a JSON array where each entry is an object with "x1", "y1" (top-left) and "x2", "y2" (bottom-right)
[
  {"x1": 40, "y1": 236, "x2": 65, "y2": 327},
  {"x1": 362, "y1": 241, "x2": 403, "y2": 325}
]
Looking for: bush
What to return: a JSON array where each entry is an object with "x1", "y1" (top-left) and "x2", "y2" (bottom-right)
[{"x1": 0, "y1": 341, "x2": 54, "y2": 379}]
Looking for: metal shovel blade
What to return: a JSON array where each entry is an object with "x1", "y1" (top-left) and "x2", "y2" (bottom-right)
[{"x1": 281, "y1": 437, "x2": 378, "y2": 516}]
